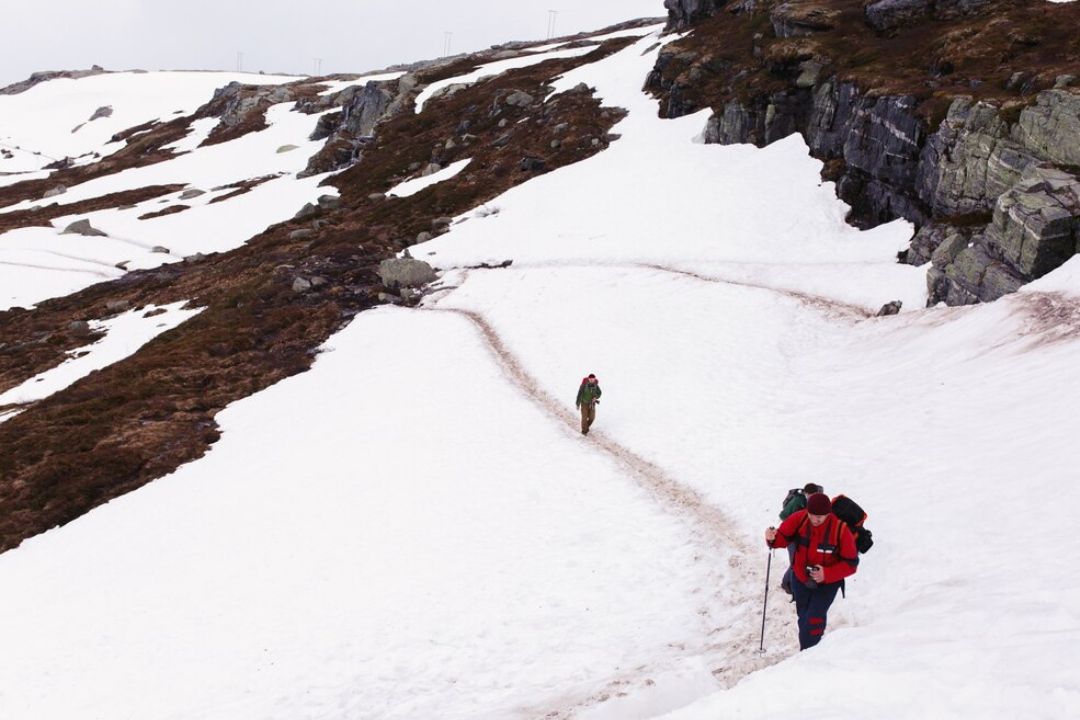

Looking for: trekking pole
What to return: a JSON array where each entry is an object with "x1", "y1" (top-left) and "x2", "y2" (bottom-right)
[{"x1": 759, "y1": 547, "x2": 773, "y2": 653}]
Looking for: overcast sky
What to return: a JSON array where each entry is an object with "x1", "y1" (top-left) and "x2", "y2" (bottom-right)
[{"x1": 1, "y1": 0, "x2": 666, "y2": 87}]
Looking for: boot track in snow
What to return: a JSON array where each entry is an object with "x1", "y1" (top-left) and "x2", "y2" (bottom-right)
[{"x1": 420, "y1": 277, "x2": 797, "y2": 716}]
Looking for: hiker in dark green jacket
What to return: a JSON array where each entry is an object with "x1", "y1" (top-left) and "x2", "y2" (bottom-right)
[
  {"x1": 575, "y1": 374, "x2": 602, "y2": 435},
  {"x1": 779, "y1": 482, "x2": 823, "y2": 595}
]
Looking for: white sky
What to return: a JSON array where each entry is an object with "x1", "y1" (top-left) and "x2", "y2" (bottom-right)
[{"x1": 0, "y1": 0, "x2": 665, "y2": 88}]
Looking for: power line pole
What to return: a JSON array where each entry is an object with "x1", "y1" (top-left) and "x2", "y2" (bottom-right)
[
  {"x1": 547, "y1": 10, "x2": 559, "y2": 40},
  {"x1": 313, "y1": 57, "x2": 323, "y2": 76},
  {"x1": 236, "y1": 51, "x2": 243, "y2": 72},
  {"x1": 443, "y1": 31, "x2": 453, "y2": 57}
]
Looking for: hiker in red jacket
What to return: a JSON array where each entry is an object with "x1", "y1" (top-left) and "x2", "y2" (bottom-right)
[
  {"x1": 765, "y1": 492, "x2": 858, "y2": 650},
  {"x1": 575, "y1": 374, "x2": 602, "y2": 435}
]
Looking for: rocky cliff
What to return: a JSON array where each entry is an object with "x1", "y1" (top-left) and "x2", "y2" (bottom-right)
[{"x1": 647, "y1": 0, "x2": 1080, "y2": 305}]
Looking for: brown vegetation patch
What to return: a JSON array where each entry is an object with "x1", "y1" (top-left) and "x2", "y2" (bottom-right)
[
  {"x1": 138, "y1": 204, "x2": 190, "y2": 220},
  {"x1": 649, "y1": 0, "x2": 1080, "y2": 120},
  {"x1": 0, "y1": 37, "x2": 633, "y2": 554},
  {"x1": 0, "y1": 117, "x2": 194, "y2": 212},
  {"x1": 207, "y1": 174, "x2": 280, "y2": 204},
  {"x1": 0, "y1": 184, "x2": 186, "y2": 236}
]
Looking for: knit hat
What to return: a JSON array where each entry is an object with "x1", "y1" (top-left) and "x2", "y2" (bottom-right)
[{"x1": 806, "y1": 493, "x2": 832, "y2": 515}]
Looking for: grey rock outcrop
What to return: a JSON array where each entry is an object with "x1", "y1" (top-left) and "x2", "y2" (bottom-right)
[
  {"x1": 916, "y1": 98, "x2": 1039, "y2": 218},
  {"x1": 0, "y1": 65, "x2": 107, "y2": 95},
  {"x1": 863, "y1": 0, "x2": 991, "y2": 31},
  {"x1": 1013, "y1": 90, "x2": 1080, "y2": 167},
  {"x1": 504, "y1": 90, "x2": 535, "y2": 108},
  {"x1": 986, "y1": 166, "x2": 1080, "y2": 280},
  {"x1": 299, "y1": 75, "x2": 417, "y2": 177},
  {"x1": 316, "y1": 195, "x2": 341, "y2": 211},
  {"x1": 61, "y1": 219, "x2": 107, "y2": 236},
  {"x1": 89, "y1": 105, "x2": 113, "y2": 121},
  {"x1": 179, "y1": 188, "x2": 205, "y2": 200},
  {"x1": 864, "y1": 0, "x2": 932, "y2": 31},
  {"x1": 43, "y1": 185, "x2": 67, "y2": 198},
  {"x1": 685, "y1": 67, "x2": 1080, "y2": 305},
  {"x1": 664, "y1": 0, "x2": 727, "y2": 30},
  {"x1": 770, "y1": 3, "x2": 837, "y2": 37},
  {"x1": 377, "y1": 258, "x2": 437, "y2": 288}
]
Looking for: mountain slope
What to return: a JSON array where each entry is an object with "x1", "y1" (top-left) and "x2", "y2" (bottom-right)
[{"x1": 0, "y1": 10, "x2": 1078, "y2": 720}]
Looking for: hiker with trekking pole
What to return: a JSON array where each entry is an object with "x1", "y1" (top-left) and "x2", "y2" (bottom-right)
[{"x1": 764, "y1": 493, "x2": 859, "y2": 650}]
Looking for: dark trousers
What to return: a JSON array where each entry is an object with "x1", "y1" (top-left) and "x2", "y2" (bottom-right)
[
  {"x1": 579, "y1": 402, "x2": 596, "y2": 434},
  {"x1": 782, "y1": 545, "x2": 797, "y2": 590},
  {"x1": 790, "y1": 574, "x2": 841, "y2": 650}
]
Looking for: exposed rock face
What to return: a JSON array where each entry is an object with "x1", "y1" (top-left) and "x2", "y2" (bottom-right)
[
  {"x1": 770, "y1": 3, "x2": 838, "y2": 37},
  {"x1": 377, "y1": 258, "x2": 437, "y2": 288},
  {"x1": 863, "y1": 0, "x2": 932, "y2": 31},
  {"x1": 864, "y1": 0, "x2": 993, "y2": 31},
  {"x1": 987, "y1": 166, "x2": 1080, "y2": 280},
  {"x1": 89, "y1": 105, "x2": 113, "y2": 121},
  {"x1": 298, "y1": 76, "x2": 416, "y2": 177},
  {"x1": 0, "y1": 65, "x2": 107, "y2": 95},
  {"x1": 664, "y1": 0, "x2": 728, "y2": 30},
  {"x1": 1013, "y1": 90, "x2": 1080, "y2": 167},
  {"x1": 652, "y1": 0, "x2": 1080, "y2": 306}
]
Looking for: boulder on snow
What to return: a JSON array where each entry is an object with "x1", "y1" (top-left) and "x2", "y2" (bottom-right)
[
  {"x1": 377, "y1": 258, "x2": 437, "y2": 288},
  {"x1": 876, "y1": 301, "x2": 903, "y2": 316},
  {"x1": 61, "y1": 219, "x2": 107, "y2": 236},
  {"x1": 276, "y1": 144, "x2": 299, "y2": 153},
  {"x1": 179, "y1": 188, "x2": 205, "y2": 200}
]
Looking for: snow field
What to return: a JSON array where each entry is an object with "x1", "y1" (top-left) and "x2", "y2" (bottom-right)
[
  {"x1": 0, "y1": 71, "x2": 299, "y2": 174},
  {"x1": 0, "y1": 308, "x2": 729, "y2": 720},
  {"x1": 0, "y1": 86, "x2": 340, "y2": 310}
]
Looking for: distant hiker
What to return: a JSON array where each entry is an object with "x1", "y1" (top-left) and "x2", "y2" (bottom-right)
[
  {"x1": 575, "y1": 373, "x2": 602, "y2": 435},
  {"x1": 778, "y1": 482, "x2": 824, "y2": 596},
  {"x1": 765, "y1": 492, "x2": 858, "y2": 650}
]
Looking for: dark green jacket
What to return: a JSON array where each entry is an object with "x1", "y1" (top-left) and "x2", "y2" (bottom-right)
[
  {"x1": 779, "y1": 491, "x2": 806, "y2": 520},
  {"x1": 576, "y1": 380, "x2": 602, "y2": 407}
]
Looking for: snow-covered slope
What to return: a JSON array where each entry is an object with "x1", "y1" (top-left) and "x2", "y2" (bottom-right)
[
  {"x1": 0, "y1": 71, "x2": 338, "y2": 310},
  {"x1": 0, "y1": 25, "x2": 1078, "y2": 720}
]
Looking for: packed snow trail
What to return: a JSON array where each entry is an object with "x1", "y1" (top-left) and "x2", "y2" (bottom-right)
[{"x1": 425, "y1": 295, "x2": 799, "y2": 715}]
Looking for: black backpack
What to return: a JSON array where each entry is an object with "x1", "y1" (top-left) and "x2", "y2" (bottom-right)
[
  {"x1": 831, "y1": 494, "x2": 874, "y2": 554},
  {"x1": 780, "y1": 488, "x2": 803, "y2": 510}
]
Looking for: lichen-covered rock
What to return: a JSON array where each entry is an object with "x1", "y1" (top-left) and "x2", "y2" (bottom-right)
[
  {"x1": 986, "y1": 165, "x2": 1080, "y2": 279},
  {"x1": 1013, "y1": 90, "x2": 1080, "y2": 168},
  {"x1": 917, "y1": 97, "x2": 1039, "y2": 217}
]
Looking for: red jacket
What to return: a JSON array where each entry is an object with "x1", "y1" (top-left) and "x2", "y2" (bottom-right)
[{"x1": 771, "y1": 509, "x2": 859, "y2": 585}]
